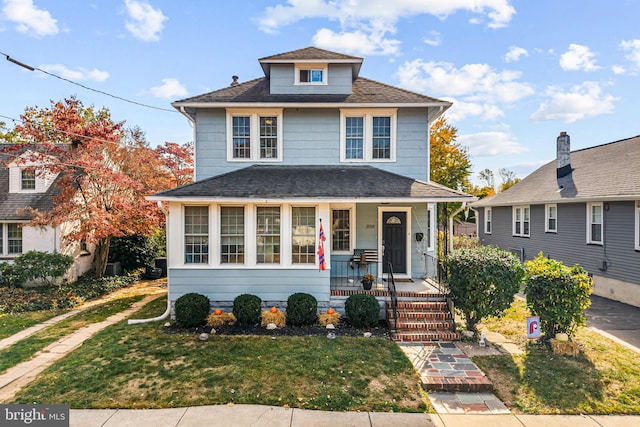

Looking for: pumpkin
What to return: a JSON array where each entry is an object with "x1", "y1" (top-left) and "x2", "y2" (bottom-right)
[
  {"x1": 327, "y1": 308, "x2": 335, "y2": 315},
  {"x1": 214, "y1": 309, "x2": 222, "y2": 315},
  {"x1": 270, "y1": 306, "x2": 278, "y2": 313}
]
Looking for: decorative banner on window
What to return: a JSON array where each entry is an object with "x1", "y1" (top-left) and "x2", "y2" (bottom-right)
[{"x1": 526, "y1": 316, "x2": 541, "y2": 339}]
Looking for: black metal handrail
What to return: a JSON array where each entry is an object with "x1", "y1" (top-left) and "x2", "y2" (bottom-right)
[{"x1": 386, "y1": 262, "x2": 398, "y2": 335}]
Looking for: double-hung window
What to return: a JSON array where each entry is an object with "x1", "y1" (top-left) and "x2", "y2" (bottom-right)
[
  {"x1": 291, "y1": 207, "x2": 315, "y2": 264},
  {"x1": 220, "y1": 207, "x2": 245, "y2": 264},
  {"x1": 484, "y1": 208, "x2": 492, "y2": 234},
  {"x1": 513, "y1": 206, "x2": 530, "y2": 237},
  {"x1": 185, "y1": 206, "x2": 209, "y2": 264},
  {"x1": 635, "y1": 201, "x2": 640, "y2": 250},
  {"x1": 545, "y1": 204, "x2": 557, "y2": 233},
  {"x1": 340, "y1": 109, "x2": 396, "y2": 162},
  {"x1": 227, "y1": 109, "x2": 282, "y2": 161},
  {"x1": 332, "y1": 208, "x2": 352, "y2": 252},
  {"x1": 587, "y1": 202, "x2": 603, "y2": 244},
  {"x1": 21, "y1": 168, "x2": 36, "y2": 190},
  {"x1": 257, "y1": 207, "x2": 281, "y2": 264},
  {"x1": 0, "y1": 223, "x2": 23, "y2": 255}
]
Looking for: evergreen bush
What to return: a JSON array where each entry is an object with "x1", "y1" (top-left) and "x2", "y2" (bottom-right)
[
  {"x1": 175, "y1": 293, "x2": 210, "y2": 328},
  {"x1": 0, "y1": 251, "x2": 73, "y2": 287},
  {"x1": 233, "y1": 294, "x2": 262, "y2": 325},
  {"x1": 108, "y1": 235, "x2": 159, "y2": 273},
  {"x1": 345, "y1": 294, "x2": 380, "y2": 328},
  {"x1": 286, "y1": 293, "x2": 318, "y2": 326}
]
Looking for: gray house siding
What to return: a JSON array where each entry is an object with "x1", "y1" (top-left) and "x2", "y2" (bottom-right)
[
  {"x1": 269, "y1": 64, "x2": 352, "y2": 95},
  {"x1": 478, "y1": 202, "x2": 640, "y2": 286}
]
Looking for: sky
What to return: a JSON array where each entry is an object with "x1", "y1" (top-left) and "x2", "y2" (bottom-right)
[{"x1": 1, "y1": 0, "x2": 639, "y2": 185}]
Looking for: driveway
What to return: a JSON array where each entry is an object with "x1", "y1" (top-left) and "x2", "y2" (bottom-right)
[{"x1": 586, "y1": 295, "x2": 640, "y2": 350}]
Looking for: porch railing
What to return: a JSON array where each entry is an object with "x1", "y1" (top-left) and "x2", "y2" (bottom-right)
[
  {"x1": 386, "y1": 262, "x2": 398, "y2": 336},
  {"x1": 329, "y1": 260, "x2": 382, "y2": 290}
]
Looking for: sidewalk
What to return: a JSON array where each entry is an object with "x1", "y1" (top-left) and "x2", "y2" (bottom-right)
[{"x1": 69, "y1": 404, "x2": 639, "y2": 427}]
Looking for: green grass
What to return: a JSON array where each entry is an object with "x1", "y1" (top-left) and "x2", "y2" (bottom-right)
[
  {"x1": 475, "y1": 300, "x2": 640, "y2": 414},
  {"x1": 12, "y1": 296, "x2": 430, "y2": 413},
  {"x1": 0, "y1": 296, "x2": 144, "y2": 375},
  {"x1": 0, "y1": 309, "x2": 67, "y2": 340}
]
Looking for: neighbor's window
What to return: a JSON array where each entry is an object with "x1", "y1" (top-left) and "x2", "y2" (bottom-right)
[
  {"x1": 227, "y1": 109, "x2": 282, "y2": 161},
  {"x1": 332, "y1": 208, "x2": 352, "y2": 252},
  {"x1": 257, "y1": 206, "x2": 280, "y2": 264},
  {"x1": 340, "y1": 109, "x2": 396, "y2": 162},
  {"x1": 220, "y1": 206, "x2": 245, "y2": 264},
  {"x1": 184, "y1": 206, "x2": 209, "y2": 264},
  {"x1": 21, "y1": 168, "x2": 36, "y2": 190},
  {"x1": 587, "y1": 202, "x2": 603, "y2": 244},
  {"x1": 484, "y1": 208, "x2": 492, "y2": 234},
  {"x1": 513, "y1": 206, "x2": 530, "y2": 237},
  {"x1": 635, "y1": 201, "x2": 640, "y2": 250},
  {"x1": 545, "y1": 204, "x2": 557, "y2": 233},
  {"x1": 291, "y1": 207, "x2": 315, "y2": 264},
  {"x1": 7, "y1": 223, "x2": 22, "y2": 254}
]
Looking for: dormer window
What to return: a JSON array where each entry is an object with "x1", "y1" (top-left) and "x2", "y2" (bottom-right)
[
  {"x1": 295, "y1": 64, "x2": 327, "y2": 85},
  {"x1": 21, "y1": 168, "x2": 36, "y2": 190}
]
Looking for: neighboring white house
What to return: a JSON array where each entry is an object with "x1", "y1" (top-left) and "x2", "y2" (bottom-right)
[
  {"x1": 151, "y1": 47, "x2": 474, "y2": 308},
  {"x1": 0, "y1": 148, "x2": 94, "y2": 281}
]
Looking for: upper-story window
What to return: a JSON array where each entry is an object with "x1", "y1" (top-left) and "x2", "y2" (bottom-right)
[
  {"x1": 587, "y1": 202, "x2": 603, "y2": 245},
  {"x1": 513, "y1": 205, "x2": 530, "y2": 237},
  {"x1": 484, "y1": 208, "x2": 492, "y2": 234},
  {"x1": 21, "y1": 168, "x2": 36, "y2": 190},
  {"x1": 340, "y1": 109, "x2": 397, "y2": 162},
  {"x1": 295, "y1": 64, "x2": 327, "y2": 85},
  {"x1": 545, "y1": 204, "x2": 557, "y2": 233},
  {"x1": 226, "y1": 109, "x2": 283, "y2": 161}
]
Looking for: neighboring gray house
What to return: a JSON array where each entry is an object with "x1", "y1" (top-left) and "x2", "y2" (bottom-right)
[
  {"x1": 0, "y1": 149, "x2": 94, "y2": 280},
  {"x1": 151, "y1": 47, "x2": 474, "y2": 308},
  {"x1": 472, "y1": 133, "x2": 640, "y2": 308}
]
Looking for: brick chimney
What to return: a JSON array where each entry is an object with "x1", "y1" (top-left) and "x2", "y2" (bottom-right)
[{"x1": 556, "y1": 131, "x2": 572, "y2": 178}]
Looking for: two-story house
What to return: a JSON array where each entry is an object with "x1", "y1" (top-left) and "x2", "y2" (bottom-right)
[
  {"x1": 151, "y1": 47, "x2": 474, "y2": 313},
  {"x1": 0, "y1": 148, "x2": 94, "y2": 281},
  {"x1": 472, "y1": 132, "x2": 640, "y2": 308}
]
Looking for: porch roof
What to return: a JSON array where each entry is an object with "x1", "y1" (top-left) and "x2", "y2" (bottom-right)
[{"x1": 150, "y1": 165, "x2": 475, "y2": 203}]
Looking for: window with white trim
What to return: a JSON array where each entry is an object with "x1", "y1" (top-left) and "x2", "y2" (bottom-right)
[
  {"x1": 220, "y1": 206, "x2": 245, "y2": 264},
  {"x1": 21, "y1": 168, "x2": 36, "y2": 190},
  {"x1": 226, "y1": 109, "x2": 283, "y2": 161},
  {"x1": 295, "y1": 64, "x2": 327, "y2": 85},
  {"x1": 184, "y1": 206, "x2": 209, "y2": 264},
  {"x1": 340, "y1": 109, "x2": 396, "y2": 162},
  {"x1": 545, "y1": 204, "x2": 557, "y2": 233},
  {"x1": 291, "y1": 207, "x2": 316, "y2": 264},
  {"x1": 635, "y1": 201, "x2": 640, "y2": 250},
  {"x1": 513, "y1": 206, "x2": 530, "y2": 237},
  {"x1": 332, "y1": 208, "x2": 352, "y2": 252},
  {"x1": 257, "y1": 206, "x2": 281, "y2": 264},
  {"x1": 587, "y1": 202, "x2": 603, "y2": 244},
  {"x1": 0, "y1": 223, "x2": 23, "y2": 255},
  {"x1": 427, "y1": 205, "x2": 435, "y2": 251},
  {"x1": 484, "y1": 208, "x2": 492, "y2": 234}
]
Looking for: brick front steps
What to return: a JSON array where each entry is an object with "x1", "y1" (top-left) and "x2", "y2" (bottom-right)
[{"x1": 387, "y1": 298, "x2": 461, "y2": 343}]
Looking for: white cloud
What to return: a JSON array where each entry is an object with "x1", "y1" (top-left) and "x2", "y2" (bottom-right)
[
  {"x1": 256, "y1": 0, "x2": 515, "y2": 54},
  {"x1": 396, "y1": 59, "x2": 534, "y2": 104},
  {"x1": 423, "y1": 31, "x2": 441, "y2": 47},
  {"x1": 612, "y1": 65, "x2": 626, "y2": 75},
  {"x1": 458, "y1": 132, "x2": 529, "y2": 157},
  {"x1": 38, "y1": 64, "x2": 109, "y2": 82},
  {"x1": 312, "y1": 25, "x2": 401, "y2": 56},
  {"x1": 443, "y1": 98, "x2": 504, "y2": 122},
  {"x1": 559, "y1": 44, "x2": 600, "y2": 71},
  {"x1": 504, "y1": 46, "x2": 528, "y2": 62},
  {"x1": 124, "y1": 0, "x2": 167, "y2": 42},
  {"x1": 2, "y1": 0, "x2": 58, "y2": 37},
  {"x1": 150, "y1": 78, "x2": 187, "y2": 99},
  {"x1": 621, "y1": 39, "x2": 640, "y2": 68},
  {"x1": 531, "y1": 81, "x2": 618, "y2": 123}
]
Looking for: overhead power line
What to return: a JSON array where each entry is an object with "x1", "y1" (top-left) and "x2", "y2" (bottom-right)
[{"x1": 1, "y1": 50, "x2": 178, "y2": 114}]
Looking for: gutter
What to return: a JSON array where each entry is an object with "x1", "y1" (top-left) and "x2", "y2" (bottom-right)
[{"x1": 128, "y1": 201, "x2": 171, "y2": 325}]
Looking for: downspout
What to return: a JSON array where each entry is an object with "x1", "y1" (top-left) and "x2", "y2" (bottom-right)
[
  {"x1": 128, "y1": 201, "x2": 171, "y2": 325},
  {"x1": 448, "y1": 202, "x2": 467, "y2": 253}
]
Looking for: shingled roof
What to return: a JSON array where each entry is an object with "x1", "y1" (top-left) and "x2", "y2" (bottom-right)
[
  {"x1": 473, "y1": 135, "x2": 640, "y2": 207},
  {"x1": 173, "y1": 77, "x2": 449, "y2": 107},
  {"x1": 259, "y1": 46, "x2": 362, "y2": 62},
  {"x1": 150, "y1": 165, "x2": 474, "y2": 202}
]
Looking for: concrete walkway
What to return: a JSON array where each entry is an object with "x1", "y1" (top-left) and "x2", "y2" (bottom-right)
[{"x1": 69, "y1": 404, "x2": 639, "y2": 427}]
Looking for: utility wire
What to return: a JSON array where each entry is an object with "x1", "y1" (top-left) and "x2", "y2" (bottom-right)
[{"x1": 1, "y1": 50, "x2": 178, "y2": 114}]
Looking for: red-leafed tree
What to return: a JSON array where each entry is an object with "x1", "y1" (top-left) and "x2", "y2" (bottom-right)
[{"x1": 5, "y1": 97, "x2": 192, "y2": 277}]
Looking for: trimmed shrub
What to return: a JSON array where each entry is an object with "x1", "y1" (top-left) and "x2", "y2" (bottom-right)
[
  {"x1": 233, "y1": 294, "x2": 262, "y2": 325},
  {"x1": 175, "y1": 293, "x2": 210, "y2": 328},
  {"x1": 0, "y1": 251, "x2": 73, "y2": 287},
  {"x1": 286, "y1": 293, "x2": 318, "y2": 326},
  {"x1": 345, "y1": 294, "x2": 380, "y2": 328},
  {"x1": 108, "y1": 235, "x2": 159, "y2": 273},
  {"x1": 444, "y1": 246, "x2": 524, "y2": 332},
  {"x1": 524, "y1": 252, "x2": 593, "y2": 339}
]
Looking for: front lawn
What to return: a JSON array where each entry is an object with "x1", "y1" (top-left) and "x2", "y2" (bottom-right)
[
  {"x1": 0, "y1": 310, "x2": 66, "y2": 341},
  {"x1": 12, "y1": 296, "x2": 430, "y2": 413},
  {"x1": 475, "y1": 299, "x2": 640, "y2": 414}
]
